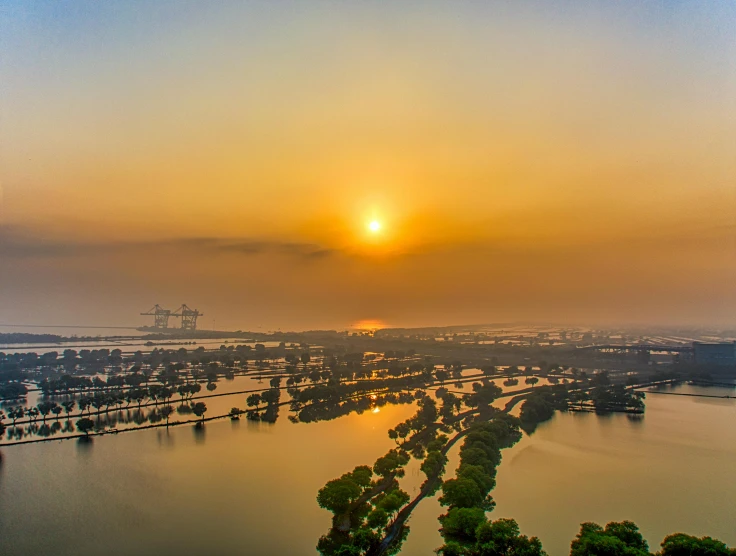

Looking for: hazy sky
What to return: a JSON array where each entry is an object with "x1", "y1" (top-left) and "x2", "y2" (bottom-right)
[{"x1": 1, "y1": 1, "x2": 735, "y2": 331}]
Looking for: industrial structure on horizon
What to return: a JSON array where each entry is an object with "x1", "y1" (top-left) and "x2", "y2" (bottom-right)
[
  {"x1": 693, "y1": 341, "x2": 736, "y2": 366},
  {"x1": 140, "y1": 304, "x2": 203, "y2": 330},
  {"x1": 580, "y1": 340, "x2": 736, "y2": 366}
]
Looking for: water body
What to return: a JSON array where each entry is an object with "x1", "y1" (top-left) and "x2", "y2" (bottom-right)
[
  {"x1": 403, "y1": 384, "x2": 736, "y2": 555},
  {"x1": 0, "y1": 337, "x2": 284, "y2": 356},
  {"x1": 1, "y1": 385, "x2": 734, "y2": 556},
  {"x1": 4, "y1": 371, "x2": 537, "y2": 443}
]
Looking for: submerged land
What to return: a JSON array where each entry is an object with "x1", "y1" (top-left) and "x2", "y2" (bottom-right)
[{"x1": 1, "y1": 324, "x2": 735, "y2": 555}]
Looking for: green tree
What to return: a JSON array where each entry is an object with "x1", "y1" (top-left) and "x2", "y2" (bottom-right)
[
  {"x1": 246, "y1": 393, "x2": 262, "y2": 409},
  {"x1": 76, "y1": 417, "x2": 95, "y2": 436},
  {"x1": 475, "y1": 518, "x2": 545, "y2": 556},
  {"x1": 62, "y1": 400, "x2": 76, "y2": 418},
  {"x1": 457, "y1": 464, "x2": 496, "y2": 494},
  {"x1": 439, "y1": 507, "x2": 487, "y2": 543},
  {"x1": 37, "y1": 400, "x2": 55, "y2": 423},
  {"x1": 51, "y1": 403, "x2": 63, "y2": 420},
  {"x1": 316, "y1": 465, "x2": 373, "y2": 518},
  {"x1": 421, "y1": 450, "x2": 448, "y2": 482},
  {"x1": 438, "y1": 516, "x2": 546, "y2": 556},
  {"x1": 440, "y1": 477, "x2": 488, "y2": 509},
  {"x1": 373, "y1": 449, "x2": 410, "y2": 478},
  {"x1": 571, "y1": 521, "x2": 648, "y2": 556},
  {"x1": 9, "y1": 407, "x2": 24, "y2": 425},
  {"x1": 366, "y1": 507, "x2": 389, "y2": 529},
  {"x1": 317, "y1": 477, "x2": 363, "y2": 515},
  {"x1": 375, "y1": 488, "x2": 410, "y2": 519},
  {"x1": 347, "y1": 465, "x2": 373, "y2": 489},
  {"x1": 660, "y1": 533, "x2": 735, "y2": 556},
  {"x1": 160, "y1": 405, "x2": 174, "y2": 426},
  {"x1": 466, "y1": 381, "x2": 503, "y2": 408},
  {"x1": 191, "y1": 402, "x2": 207, "y2": 422},
  {"x1": 301, "y1": 352, "x2": 312, "y2": 368}
]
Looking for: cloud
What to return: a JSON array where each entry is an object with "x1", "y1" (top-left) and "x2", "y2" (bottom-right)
[
  {"x1": 0, "y1": 226, "x2": 86, "y2": 257},
  {"x1": 219, "y1": 240, "x2": 336, "y2": 258},
  {"x1": 2, "y1": 219, "x2": 733, "y2": 268},
  {"x1": 0, "y1": 225, "x2": 337, "y2": 261}
]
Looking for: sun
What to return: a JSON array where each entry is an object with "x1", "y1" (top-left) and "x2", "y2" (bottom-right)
[{"x1": 368, "y1": 220, "x2": 381, "y2": 233}]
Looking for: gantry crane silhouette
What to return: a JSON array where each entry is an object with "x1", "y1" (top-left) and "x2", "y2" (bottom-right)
[
  {"x1": 172, "y1": 304, "x2": 202, "y2": 330},
  {"x1": 140, "y1": 304, "x2": 203, "y2": 330},
  {"x1": 140, "y1": 305, "x2": 172, "y2": 329}
]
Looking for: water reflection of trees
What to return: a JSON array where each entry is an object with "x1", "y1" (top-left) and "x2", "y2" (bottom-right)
[
  {"x1": 1, "y1": 345, "x2": 651, "y2": 450},
  {"x1": 312, "y1": 375, "x2": 657, "y2": 556},
  {"x1": 3, "y1": 362, "x2": 436, "y2": 443},
  {"x1": 3, "y1": 340, "x2": 734, "y2": 553}
]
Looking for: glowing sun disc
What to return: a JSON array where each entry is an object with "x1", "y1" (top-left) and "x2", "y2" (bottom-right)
[{"x1": 368, "y1": 220, "x2": 381, "y2": 232}]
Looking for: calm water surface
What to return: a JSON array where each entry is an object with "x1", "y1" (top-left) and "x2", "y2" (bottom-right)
[
  {"x1": 0, "y1": 385, "x2": 734, "y2": 556},
  {"x1": 403, "y1": 384, "x2": 736, "y2": 555}
]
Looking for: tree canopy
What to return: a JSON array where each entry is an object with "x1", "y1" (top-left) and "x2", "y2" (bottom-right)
[
  {"x1": 660, "y1": 533, "x2": 736, "y2": 556},
  {"x1": 438, "y1": 517, "x2": 546, "y2": 556},
  {"x1": 570, "y1": 521, "x2": 649, "y2": 556}
]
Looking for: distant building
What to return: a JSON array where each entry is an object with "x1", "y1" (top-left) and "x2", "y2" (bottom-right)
[{"x1": 693, "y1": 342, "x2": 736, "y2": 366}]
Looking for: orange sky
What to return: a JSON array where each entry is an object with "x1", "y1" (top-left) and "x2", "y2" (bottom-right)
[{"x1": 1, "y1": 1, "x2": 735, "y2": 330}]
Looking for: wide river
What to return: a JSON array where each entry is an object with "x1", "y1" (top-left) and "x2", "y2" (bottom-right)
[{"x1": 0, "y1": 384, "x2": 734, "y2": 556}]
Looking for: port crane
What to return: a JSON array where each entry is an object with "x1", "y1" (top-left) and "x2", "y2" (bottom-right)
[
  {"x1": 140, "y1": 304, "x2": 202, "y2": 330},
  {"x1": 172, "y1": 304, "x2": 203, "y2": 331},
  {"x1": 140, "y1": 305, "x2": 172, "y2": 329}
]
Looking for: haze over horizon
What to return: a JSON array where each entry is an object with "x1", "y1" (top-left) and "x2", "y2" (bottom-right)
[{"x1": 1, "y1": 1, "x2": 735, "y2": 331}]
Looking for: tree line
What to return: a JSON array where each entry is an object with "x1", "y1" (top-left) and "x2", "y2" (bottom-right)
[{"x1": 437, "y1": 518, "x2": 735, "y2": 556}]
